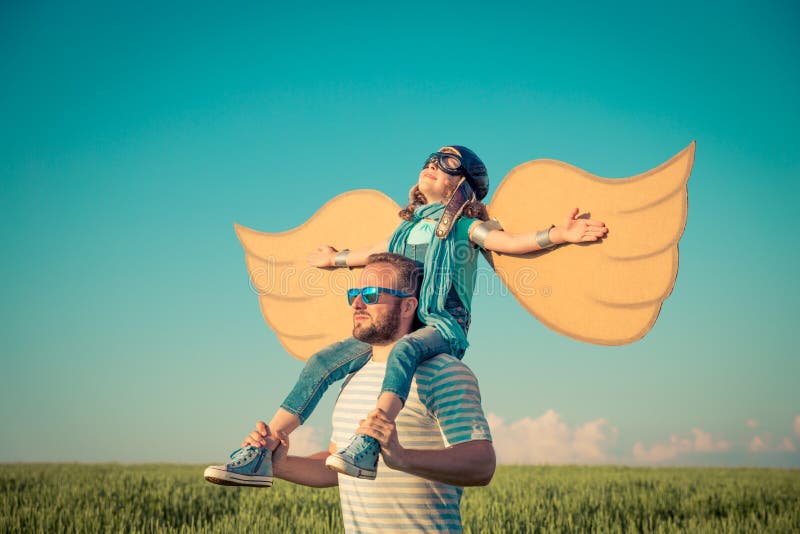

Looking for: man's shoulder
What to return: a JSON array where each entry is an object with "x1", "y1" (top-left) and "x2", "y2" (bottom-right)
[
  {"x1": 411, "y1": 354, "x2": 491, "y2": 446},
  {"x1": 415, "y1": 354, "x2": 479, "y2": 387},
  {"x1": 417, "y1": 353, "x2": 473, "y2": 370}
]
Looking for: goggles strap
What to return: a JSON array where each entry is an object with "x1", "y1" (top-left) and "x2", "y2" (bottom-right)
[{"x1": 435, "y1": 179, "x2": 475, "y2": 240}]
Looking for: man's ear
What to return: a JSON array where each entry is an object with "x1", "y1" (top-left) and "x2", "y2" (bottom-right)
[{"x1": 403, "y1": 297, "x2": 419, "y2": 317}]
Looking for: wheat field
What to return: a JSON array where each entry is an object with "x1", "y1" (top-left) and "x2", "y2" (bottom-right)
[{"x1": 2, "y1": 464, "x2": 799, "y2": 532}]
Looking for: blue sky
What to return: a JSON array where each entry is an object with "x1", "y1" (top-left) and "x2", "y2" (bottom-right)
[{"x1": 1, "y1": 1, "x2": 798, "y2": 466}]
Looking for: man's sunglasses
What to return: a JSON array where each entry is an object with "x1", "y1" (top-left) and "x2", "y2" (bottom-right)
[
  {"x1": 347, "y1": 286, "x2": 412, "y2": 306},
  {"x1": 422, "y1": 152, "x2": 464, "y2": 176}
]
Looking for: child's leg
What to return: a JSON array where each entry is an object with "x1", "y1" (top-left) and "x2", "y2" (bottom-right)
[
  {"x1": 265, "y1": 336, "x2": 372, "y2": 448},
  {"x1": 374, "y1": 326, "x2": 450, "y2": 421},
  {"x1": 325, "y1": 327, "x2": 450, "y2": 479},
  {"x1": 376, "y1": 326, "x2": 450, "y2": 421},
  {"x1": 374, "y1": 394, "x2": 404, "y2": 422}
]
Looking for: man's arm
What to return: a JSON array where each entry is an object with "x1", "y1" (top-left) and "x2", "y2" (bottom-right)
[
  {"x1": 357, "y1": 410, "x2": 496, "y2": 486},
  {"x1": 271, "y1": 445, "x2": 339, "y2": 488},
  {"x1": 243, "y1": 422, "x2": 339, "y2": 488}
]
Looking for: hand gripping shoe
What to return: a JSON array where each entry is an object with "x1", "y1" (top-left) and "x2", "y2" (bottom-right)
[{"x1": 325, "y1": 434, "x2": 380, "y2": 480}]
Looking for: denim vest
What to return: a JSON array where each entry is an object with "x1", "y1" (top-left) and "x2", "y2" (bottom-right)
[{"x1": 402, "y1": 242, "x2": 471, "y2": 336}]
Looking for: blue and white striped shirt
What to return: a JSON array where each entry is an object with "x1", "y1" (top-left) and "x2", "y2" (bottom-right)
[{"x1": 332, "y1": 354, "x2": 492, "y2": 533}]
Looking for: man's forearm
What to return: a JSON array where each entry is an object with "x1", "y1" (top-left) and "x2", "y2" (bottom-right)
[
  {"x1": 274, "y1": 452, "x2": 339, "y2": 488},
  {"x1": 393, "y1": 440, "x2": 495, "y2": 487}
]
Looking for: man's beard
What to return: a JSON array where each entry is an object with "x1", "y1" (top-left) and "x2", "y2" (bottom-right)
[{"x1": 352, "y1": 302, "x2": 402, "y2": 344}]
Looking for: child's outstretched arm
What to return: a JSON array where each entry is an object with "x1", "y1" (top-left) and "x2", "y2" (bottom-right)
[
  {"x1": 307, "y1": 238, "x2": 390, "y2": 268},
  {"x1": 473, "y1": 207, "x2": 608, "y2": 254}
]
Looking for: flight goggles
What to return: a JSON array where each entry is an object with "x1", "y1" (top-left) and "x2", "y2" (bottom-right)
[
  {"x1": 347, "y1": 286, "x2": 411, "y2": 306},
  {"x1": 422, "y1": 152, "x2": 464, "y2": 176}
]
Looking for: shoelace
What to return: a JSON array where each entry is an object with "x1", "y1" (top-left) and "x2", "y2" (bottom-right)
[
  {"x1": 346, "y1": 435, "x2": 376, "y2": 455},
  {"x1": 228, "y1": 446, "x2": 257, "y2": 465}
]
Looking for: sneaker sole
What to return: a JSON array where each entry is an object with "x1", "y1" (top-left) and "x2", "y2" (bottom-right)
[
  {"x1": 203, "y1": 466, "x2": 273, "y2": 487},
  {"x1": 324, "y1": 454, "x2": 377, "y2": 480}
]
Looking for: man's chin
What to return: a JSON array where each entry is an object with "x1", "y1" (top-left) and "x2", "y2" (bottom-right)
[
  {"x1": 352, "y1": 303, "x2": 401, "y2": 344},
  {"x1": 353, "y1": 325, "x2": 392, "y2": 344},
  {"x1": 353, "y1": 320, "x2": 371, "y2": 333},
  {"x1": 352, "y1": 324, "x2": 370, "y2": 341}
]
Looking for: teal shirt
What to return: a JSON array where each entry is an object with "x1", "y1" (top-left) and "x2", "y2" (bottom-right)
[{"x1": 405, "y1": 216, "x2": 479, "y2": 312}]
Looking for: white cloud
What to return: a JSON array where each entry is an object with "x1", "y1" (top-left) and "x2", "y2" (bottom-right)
[
  {"x1": 632, "y1": 440, "x2": 680, "y2": 463},
  {"x1": 746, "y1": 419, "x2": 758, "y2": 429},
  {"x1": 749, "y1": 435, "x2": 798, "y2": 453},
  {"x1": 486, "y1": 410, "x2": 617, "y2": 465},
  {"x1": 794, "y1": 415, "x2": 800, "y2": 438},
  {"x1": 632, "y1": 428, "x2": 730, "y2": 463},
  {"x1": 287, "y1": 425, "x2": 326, "y2": 456},
  {"x1": 749, "y1": 436, "x2": 769, "y2": 453},
  {"x1": 692, "y1": 428, "x2": 729, "y2": 452}
]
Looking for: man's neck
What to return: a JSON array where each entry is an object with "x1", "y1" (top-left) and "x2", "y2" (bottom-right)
[
  {"x1": 370, "y1": 341, "x2": 396, "y2": 363},
  {"x1": 370, "y1": 332, "x2": 411, "y2": 362}
]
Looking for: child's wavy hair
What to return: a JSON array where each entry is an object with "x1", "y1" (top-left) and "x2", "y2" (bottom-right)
[{"x1": 399, "y1": 185, "x2": 489, "y2": 222}]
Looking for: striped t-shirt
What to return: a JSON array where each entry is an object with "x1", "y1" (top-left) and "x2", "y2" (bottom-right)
[{"x1": 331, "y1": 354, "x2": 492, "y2": 533}]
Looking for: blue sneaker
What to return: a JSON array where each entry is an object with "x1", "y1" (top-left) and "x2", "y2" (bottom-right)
[
  {"x1": 325, "y1": 434, "x2": 380, "y2": 480},
  {"x1": 204, "y1": 446, "x2": 273, "y2": 487}
]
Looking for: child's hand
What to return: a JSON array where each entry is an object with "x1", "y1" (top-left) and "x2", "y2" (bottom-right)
[
  {"x1": 556, "y1": 207, "x2": 608, "y2": 244},
  {"x1": 307, "y1": 246, "x2": 338, "y2": 267}
]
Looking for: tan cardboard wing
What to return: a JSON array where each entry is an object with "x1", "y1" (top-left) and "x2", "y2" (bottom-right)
[
  {"x1": 235, "y1": 142, "x2": 695, "y2": 359},
  {"x1": 487, "y1": 142, "x2": 695, "y2": 345},
  {"x1": 234, "y1": 190, "x2": 401, "y2": 361}
]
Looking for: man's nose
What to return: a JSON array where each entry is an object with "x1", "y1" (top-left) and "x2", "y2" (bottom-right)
[{"x1": 351, "y1": 294, "x2": 366, "y2": 309}]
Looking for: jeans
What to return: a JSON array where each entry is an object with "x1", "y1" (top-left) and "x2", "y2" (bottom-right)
[{"x1": 280, "y1": 326, "x2": 458, "y2": 424}]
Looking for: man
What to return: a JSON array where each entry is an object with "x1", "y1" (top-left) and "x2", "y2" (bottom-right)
[{"x1": 242, "y1": 253, "x2": 495, "y2": 532}]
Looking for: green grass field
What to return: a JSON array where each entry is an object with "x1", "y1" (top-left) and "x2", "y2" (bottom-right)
[{"x1": 2, "y1": 464, "x2": 799, "y2": 533}]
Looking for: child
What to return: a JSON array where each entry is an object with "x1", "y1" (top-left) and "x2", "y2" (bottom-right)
[{"x1": 204, "y1": 146, "x2": 608, "y2": 485}]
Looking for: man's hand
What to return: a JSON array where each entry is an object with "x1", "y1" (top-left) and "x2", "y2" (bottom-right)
[
  {"x1": 242, "y1": 421, "x2": 308, "y2": 485},
  {"x1": 241, "y1": 420, "x2": 288, "y2": 450},
  {"x1": 358, "y1": 409, "x2": 495, "y2": 487},
  {"x1": 357, "y1": 409, "x2": 408, "y2": 470}
]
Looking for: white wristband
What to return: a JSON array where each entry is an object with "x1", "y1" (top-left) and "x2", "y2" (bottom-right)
[
  {"x1": 535, "y1": 225, "x2": 556, "y2": 249},
  {"x1": 471, "y1": 219, "x2": 503, "y2": 249},
  {"x1": 334, "y1": 249, "x2": 350, "y2": 267}
]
